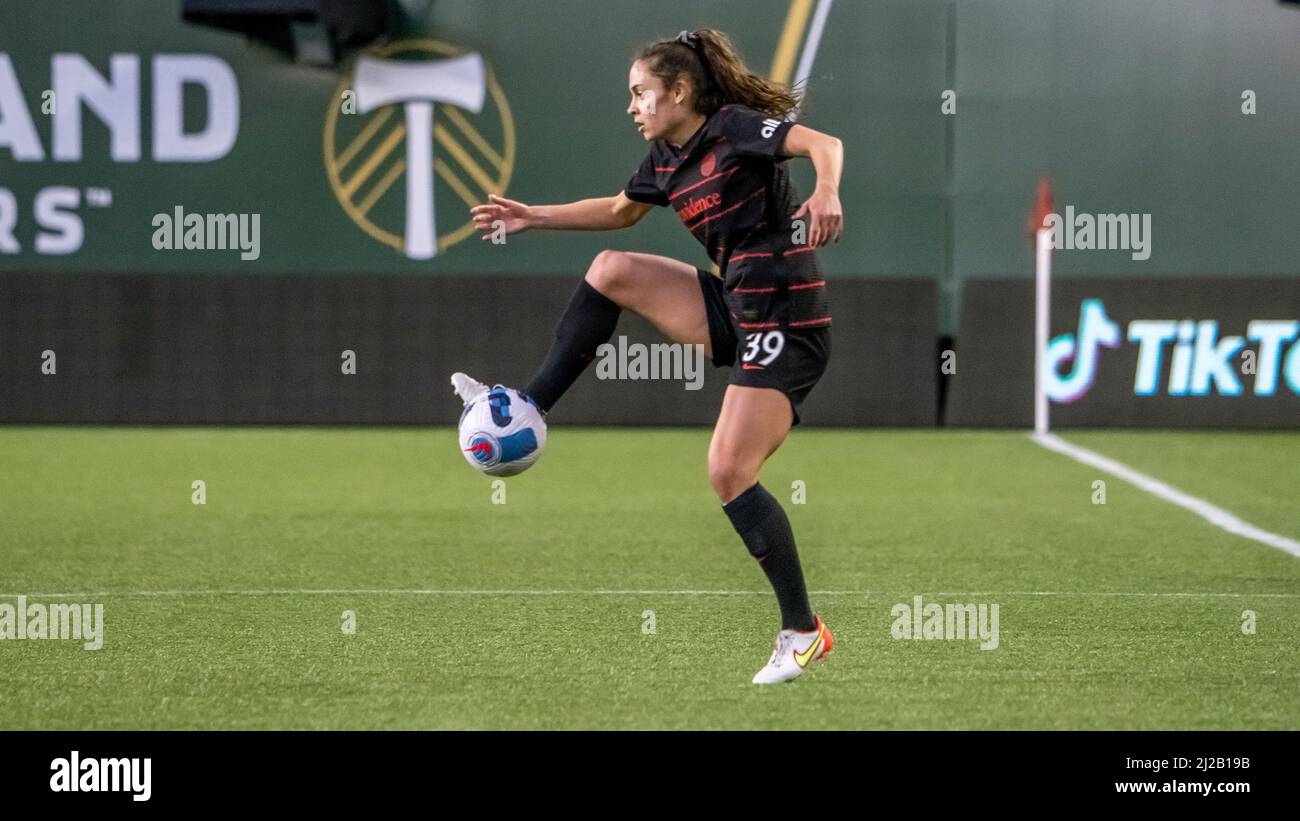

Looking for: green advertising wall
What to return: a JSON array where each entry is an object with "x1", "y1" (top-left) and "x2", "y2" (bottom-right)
[{"x1": 1, "y1": 0, "x2": 1297, "y2": 334}]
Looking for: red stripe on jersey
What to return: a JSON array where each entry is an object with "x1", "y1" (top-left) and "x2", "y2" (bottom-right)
[
  {"x1": 788, "y1": 317, "x2": 832, "y2": 327},
  {"x1": 731, "y1": 280, "x2": 823, "y2": 294},
  {"x1": 654, "y1": 167, "x2": 677, "y2": 172},
  {"x1": 686, "y1": 188, "x2": 765, "y2": 231},
  {"x1": 668, "y1": 168, "x2": 738, "y2": 201},
  {"x1": 738, "y1": 321, "x2": 780, "y2": 329},
  {"x1": 729, "y1": 247, "x2": 814, "y2": 265}
]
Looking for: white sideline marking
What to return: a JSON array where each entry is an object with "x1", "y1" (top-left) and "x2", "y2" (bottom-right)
[
  {"x1": 1, "y1": 589, "x2": 1296, "y2": 599},
  {"x1": 1034, "y1": 432, "x2": 1300, "y2": 559}
]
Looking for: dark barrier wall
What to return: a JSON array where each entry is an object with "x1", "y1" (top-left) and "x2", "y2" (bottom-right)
[
  {"x1": 946, "y1": 278, "x2": 1300, "y2": 428},
  {"x1": 0, "y1": 274, "x2": 937, "y2": 426}
]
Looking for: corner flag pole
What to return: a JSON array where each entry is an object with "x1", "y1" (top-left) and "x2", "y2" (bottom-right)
[
  {"x1": 1030, "y1": 177, "x2": 1055, "y2": 436},
  {"x1": 1034, "y1": 227, "x2": 1052, "y2": 435}
]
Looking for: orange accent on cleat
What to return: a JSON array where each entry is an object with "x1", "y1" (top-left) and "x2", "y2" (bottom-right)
[{"x1": 818, "y1": 617, "x2": 833, "y2": 659}]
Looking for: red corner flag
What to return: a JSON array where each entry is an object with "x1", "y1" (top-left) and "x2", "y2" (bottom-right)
[{"x1": 1028, "y1": 176, "x2": 1054, "y2": 242}]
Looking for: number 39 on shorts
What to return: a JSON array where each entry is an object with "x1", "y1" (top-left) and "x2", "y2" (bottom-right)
[{"x1": 742, "y1": 331, "x2": 785, "y2": 366}]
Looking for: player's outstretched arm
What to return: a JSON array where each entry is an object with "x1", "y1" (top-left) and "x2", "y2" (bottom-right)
[
  {"x1": 471, "y1": 192, "x2": 653, "y2": 240},
  {"x1": 782, "y1": 124, "x2": 844, "y2": 246}
]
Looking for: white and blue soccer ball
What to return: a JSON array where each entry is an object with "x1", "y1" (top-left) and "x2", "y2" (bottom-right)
[{"x1": 457, "y1": 385, "x2": 547, "y2": 476}]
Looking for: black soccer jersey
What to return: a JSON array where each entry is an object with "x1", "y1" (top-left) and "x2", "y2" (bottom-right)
[{"x1": 623, "y1": 104, "x2": 831, "y2": 331}]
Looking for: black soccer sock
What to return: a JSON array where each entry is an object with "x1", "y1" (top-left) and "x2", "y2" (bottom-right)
[
  {"x1": 722, "y1": 482, "x2": 817, "y2": 632},
  {"x1": 522, "y1": 279, "x2": 622, "y2": 412}
]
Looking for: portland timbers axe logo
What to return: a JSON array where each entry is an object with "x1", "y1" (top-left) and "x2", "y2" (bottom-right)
[{"x1": 325, "y1": 39, "x2": 516, "y2": 259}]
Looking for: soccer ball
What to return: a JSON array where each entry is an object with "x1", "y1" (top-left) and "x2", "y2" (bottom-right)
[{"x1": 457, "y1": 385, "x2": 547, "y2": 476}]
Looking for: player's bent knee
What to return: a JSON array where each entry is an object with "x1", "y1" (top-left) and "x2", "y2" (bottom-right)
[
  {"x1": 708, "y1": 455, "x2": 757, "y2": 503},
  {"x1": 585, "y1": 250, "x2": 631, "y2": 298}
]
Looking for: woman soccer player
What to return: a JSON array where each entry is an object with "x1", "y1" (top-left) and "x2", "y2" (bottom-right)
[{"x1": 458, "y1": 28, "x2": 844, "y2": 684}]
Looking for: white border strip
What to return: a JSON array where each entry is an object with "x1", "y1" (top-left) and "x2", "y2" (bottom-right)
[{"x1": 1034, "y1": 432, "x2": 1300, "y2": 558}]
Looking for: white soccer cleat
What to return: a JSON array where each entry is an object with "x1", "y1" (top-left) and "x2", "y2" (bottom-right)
[
  {"x1": 450, "y1": 372, "x2": 489, "y2": 406},
  {"x1": 751, "y1": 614, "x2": 833, "y2": 685}
]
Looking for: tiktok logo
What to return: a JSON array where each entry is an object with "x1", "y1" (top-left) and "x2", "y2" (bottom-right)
[
  {"x1": 1045, "y1": 299, "x2": 1121, "y2": 403},
  {"x1": 1044, "y1": 298, "x2": 1300, "y2": 401}
]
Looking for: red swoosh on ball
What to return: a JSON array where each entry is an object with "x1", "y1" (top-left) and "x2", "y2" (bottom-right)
[{"x1": 465, "y1": 442, "x2": 492, "y2": 456}]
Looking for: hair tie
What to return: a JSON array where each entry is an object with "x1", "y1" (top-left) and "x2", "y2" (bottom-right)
[{"x1": 671, "y1": 30, "x2": 716, "y2": 96}]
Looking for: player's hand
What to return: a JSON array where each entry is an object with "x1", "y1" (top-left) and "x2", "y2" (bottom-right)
[
  {"x1": 792, "y1": 185, "x2": 843, "y2": 247},
  {"x1": 471, "y1": 194, "x2": 532, "y2": 240}
]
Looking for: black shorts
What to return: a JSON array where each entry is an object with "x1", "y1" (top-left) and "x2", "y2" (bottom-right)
[{"x1": 696, "y1": 268, "x2": 831, "y2": 426}]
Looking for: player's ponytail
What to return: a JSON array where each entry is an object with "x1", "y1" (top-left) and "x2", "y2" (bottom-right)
[{"x1": 636, "y1": 28, "x2": 800, "y2": 120}]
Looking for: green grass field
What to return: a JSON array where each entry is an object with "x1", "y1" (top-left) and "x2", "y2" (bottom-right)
[{"x1": 1, "y1": 427, "x2": 1297, "y2": 729}]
